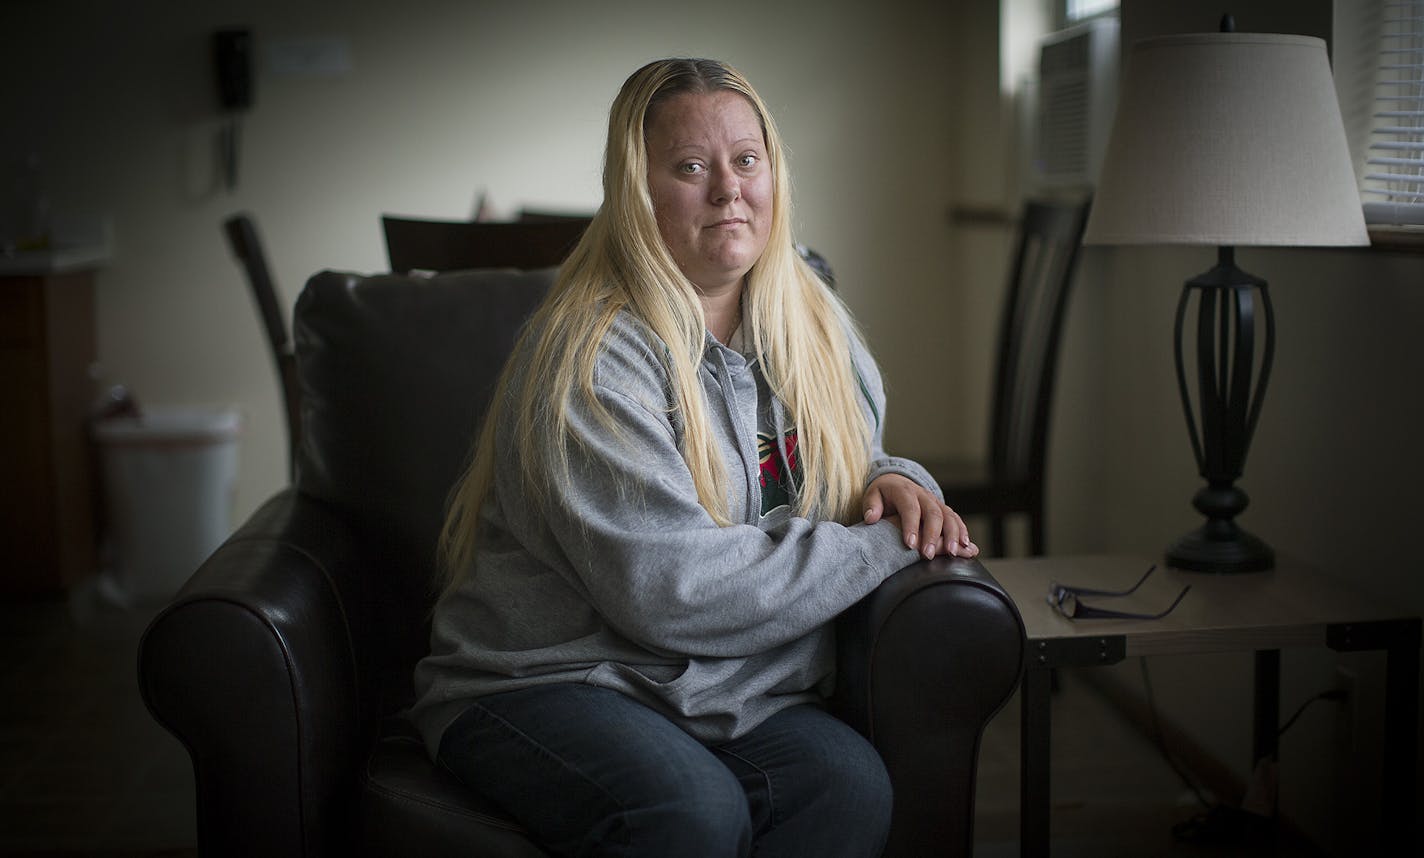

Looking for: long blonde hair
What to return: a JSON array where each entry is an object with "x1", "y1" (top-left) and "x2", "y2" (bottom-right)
[{"x1": 439, "y1": 58, "x2": 872, "y2": 589}]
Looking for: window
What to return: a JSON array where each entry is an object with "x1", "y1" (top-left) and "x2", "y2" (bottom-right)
[
  {"x1": 1066, "y1": 0, "x2": 1118, "y2": 24},
  {"x1": 1361, "y1": 0, "x2": 1424, "y2": 225}
]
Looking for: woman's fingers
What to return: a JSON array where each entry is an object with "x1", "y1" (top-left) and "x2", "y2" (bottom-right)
[
  {"x1": 898, "y1": 495, "x2": 922, "y2": 553},
  {"x1": 862, "y1": 484, "x2": 884, "y2": 524},
  {"x1": 937, "y1": 506, "x2": 979, "y2": 558},
  {"x1": 862, "y1": 473, "x2": 980, "y2": 559},
  {"x1": 918, "y1": 501, "x2": 944, "y2": 560}
]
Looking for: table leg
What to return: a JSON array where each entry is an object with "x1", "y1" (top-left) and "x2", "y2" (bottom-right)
[
  {"x1": 1382, "y1": 622, "x2": 1420, "y2": 853},
  {"x1": 1020, "y1": 666, "x2": 1052, "y2": 858},
  {"x1": 1252, "y1": 650, "x2": 1281, "y2": 812},
  {"x1": 1327, "y1": 618, "x2": 1421, "y2": 852}
]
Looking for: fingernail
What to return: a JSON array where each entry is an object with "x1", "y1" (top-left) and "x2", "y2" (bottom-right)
[
  {"x1": 906, "y1": 532, "x2": 917, "y2": 548},
  {"x1": 923, "y1": 544, "x2": 935, "y2": 560},
  {"x1": 949, "y1": 543, "x2": 960, "y2": 557}
]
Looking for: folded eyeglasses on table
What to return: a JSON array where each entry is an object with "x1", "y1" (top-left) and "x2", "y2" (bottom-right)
[{"x1": 1046, "y1": 565, "x2": 1191, "y2": 621}]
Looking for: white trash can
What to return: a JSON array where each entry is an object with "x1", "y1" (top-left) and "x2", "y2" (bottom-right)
[{"x1": 93, "y1": 406, "x2": 240, "y2": 606}]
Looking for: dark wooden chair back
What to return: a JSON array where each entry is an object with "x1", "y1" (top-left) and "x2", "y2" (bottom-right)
[
  {"x1": 990, "y1": 198, "x2": 1091, "y2": 489},
  {"x1": 923, "y1": 197, "x2": 1090, "y2": 556},
  {"x1": 516, "y1": 209, "x2": 595, "y2": 223},
  {"x1": 382, "y1": 215, "x2": 592, "y2": 273},
  {"x1": 223, "y1": 213, "x2": 301, "y2": 480}
]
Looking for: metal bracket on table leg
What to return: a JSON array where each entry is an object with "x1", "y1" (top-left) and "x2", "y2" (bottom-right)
[{"x1": 1027, "y1": 636, "x2": 1126, "y2": 670}]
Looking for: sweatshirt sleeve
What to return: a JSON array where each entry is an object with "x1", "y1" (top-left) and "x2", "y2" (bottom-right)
[{"x1": 494, "y1": 325, "x2": 919, "y2": 660}]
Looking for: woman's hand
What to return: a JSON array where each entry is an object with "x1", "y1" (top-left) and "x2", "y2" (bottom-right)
[{"x1": 862, "y1": 473, "x2": 979, "y2": 560}]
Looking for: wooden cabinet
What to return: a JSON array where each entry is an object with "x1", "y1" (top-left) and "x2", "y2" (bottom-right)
[{"x1": 1, "y1": 263, "x2": 99, "y2": 595}]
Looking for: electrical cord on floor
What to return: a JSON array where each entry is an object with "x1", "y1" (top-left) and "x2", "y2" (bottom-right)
[{"x1": 1139, "y1": 657, "x2": 1348, "y2": 846}]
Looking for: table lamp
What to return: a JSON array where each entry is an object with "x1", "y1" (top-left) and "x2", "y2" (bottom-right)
[{"x1": 1082, "y1": 25, "x2": 1369, "y2": 573}]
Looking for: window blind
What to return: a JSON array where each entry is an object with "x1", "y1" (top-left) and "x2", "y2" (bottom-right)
[
  {"x1": 1065, "y1": 0, "x2": 1117, "y2": 24},
  {"x1": 1364, "y1": 0, "x2": 1424, "y2": 224}
]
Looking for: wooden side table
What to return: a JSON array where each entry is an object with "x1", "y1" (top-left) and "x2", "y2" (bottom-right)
[
  {"x1": 989, "y1": 555, "x2": 1421, "y2": 857},
  {"x1": 1, "y1": 250, "x2": 106, "y2": 595}
]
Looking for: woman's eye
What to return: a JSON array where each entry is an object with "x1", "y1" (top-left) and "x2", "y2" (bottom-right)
[
  {"x1": 679, "y1": 162, "x2": 705, "y2": 175},
  {"x1": 737, "y1": 154, "x2": 758, "y2": 168}
]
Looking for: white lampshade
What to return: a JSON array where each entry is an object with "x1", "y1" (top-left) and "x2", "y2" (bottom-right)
[{"x1": 1083, "y1": 32, "x2": 1370, "y2": 247}]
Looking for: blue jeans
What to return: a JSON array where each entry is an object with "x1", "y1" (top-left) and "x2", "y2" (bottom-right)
[{"x1": 436, "y1": 683, "x2": 893, "y2": 857}]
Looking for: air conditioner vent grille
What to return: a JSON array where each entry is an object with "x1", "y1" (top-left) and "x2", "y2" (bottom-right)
[{"x1": 1035, "y1": 16, "x2": 1119, "y2": 188}]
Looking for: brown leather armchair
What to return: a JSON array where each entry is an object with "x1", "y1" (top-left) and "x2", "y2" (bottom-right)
[{"x1": 138, "y1": 267, "x2": 1025, "y2": 858}]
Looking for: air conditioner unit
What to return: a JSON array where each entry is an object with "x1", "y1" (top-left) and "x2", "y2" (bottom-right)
[{"x1": 1035, "y1": 16, "x2": 1119, "y2": 189}]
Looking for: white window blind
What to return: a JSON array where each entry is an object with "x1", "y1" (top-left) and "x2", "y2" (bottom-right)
[
  {"x1": 1363, "y1": 0, "x2": 1424, "y2": 224},
  {"x1": 1065, "y1": 0, "x2": 1117, "y2": 24}
]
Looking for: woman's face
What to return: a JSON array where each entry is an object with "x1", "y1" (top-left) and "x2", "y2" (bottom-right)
[{"x1": 644, "y1": 90, "x2": 772, "y2": 294}]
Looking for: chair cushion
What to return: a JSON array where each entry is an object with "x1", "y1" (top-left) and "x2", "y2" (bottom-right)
[{"x1": 360, "y1": 728, "x2": 550, "y2": 858}]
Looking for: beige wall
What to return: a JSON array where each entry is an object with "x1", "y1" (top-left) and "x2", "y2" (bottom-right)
[{"x1": 3, "y1": 0, "x2": 986, "y2": 529}]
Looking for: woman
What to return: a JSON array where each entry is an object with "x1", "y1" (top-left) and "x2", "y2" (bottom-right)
[{"x1": 412, "y1": 58, "x2": 978, "y2": 857}]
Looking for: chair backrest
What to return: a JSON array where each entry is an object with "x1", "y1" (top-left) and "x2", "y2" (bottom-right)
[
  {"x1": 989, "y1": 197, "x2": 1091, "y2": 486},
  {"x1": 382, "y1": 215, "x2": 591, "y2": 273},
  {"x1": 294, "y1": 267, "x2": 555, "y2": 589},
  {"x1": 223, "y1": 213, "x2": 302, "y2": 479},
  {"x1": 517, "y1": 208, "x2": 595, "y2": 223}
]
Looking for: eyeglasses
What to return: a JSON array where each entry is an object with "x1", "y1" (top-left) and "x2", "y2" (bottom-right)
[{"x1": 1046, "y1": 565, "x2": 1190, "y2": 621}]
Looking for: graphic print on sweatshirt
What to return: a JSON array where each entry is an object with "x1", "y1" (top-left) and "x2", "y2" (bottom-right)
[{"x1": 757, "y1": 427, "x2": 800, "y2": 516}]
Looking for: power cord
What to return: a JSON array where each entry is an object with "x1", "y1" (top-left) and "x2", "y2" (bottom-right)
[
  {"x1": 1277, "y1": 688, "x2": 1347, "y2": 738},
  {"x1": 1137, "y1": 658, "x2": 1347, "y2": 846}
]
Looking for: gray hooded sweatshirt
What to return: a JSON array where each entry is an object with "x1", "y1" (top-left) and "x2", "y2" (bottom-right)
[{"x1": 411, "y1": 309, "x2": 940, "y2": 758}]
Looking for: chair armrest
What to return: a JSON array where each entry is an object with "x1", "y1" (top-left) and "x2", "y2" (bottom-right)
[
  {"x1": 836, "y1": 556, "x2": 1026, "y2": 858},
  {"x1": 138, "y1": 489, "x2": 380, "y2": 858}
]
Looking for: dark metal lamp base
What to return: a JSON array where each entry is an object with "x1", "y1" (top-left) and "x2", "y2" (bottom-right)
[
  {"x1": 1167, "y1": 522, "x2": 1274, "y2": 574},
  {"x1": 1167, "y1": 247, "x2": 1277, "y2": 576}
]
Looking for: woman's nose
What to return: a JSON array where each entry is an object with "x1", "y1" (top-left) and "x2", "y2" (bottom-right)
[{"x1": 709, "y1": 168, "x2": 740, "y2": 204}]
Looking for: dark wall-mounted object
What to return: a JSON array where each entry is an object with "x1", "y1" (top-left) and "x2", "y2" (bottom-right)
[
  {"x1": 213, "y1": 29, "x2": 254, "y2": 111},
  {"x1": 212, "y1": 29, "x2": 252, "y2": 192}
]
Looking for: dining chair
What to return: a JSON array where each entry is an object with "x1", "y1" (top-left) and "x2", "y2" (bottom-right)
[
  {"x1": 223, "y1": 212, "x2": 300, "y2": 481},
  {"x1": 382, "y1": 215, "x2": 592, "y2": 273},
  {"x1": 515, "y1": 208, "x2": 595, "y2": 223},
  {"x1": 917, "y1": 196, "x2": 1091, "y2": 557}
]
